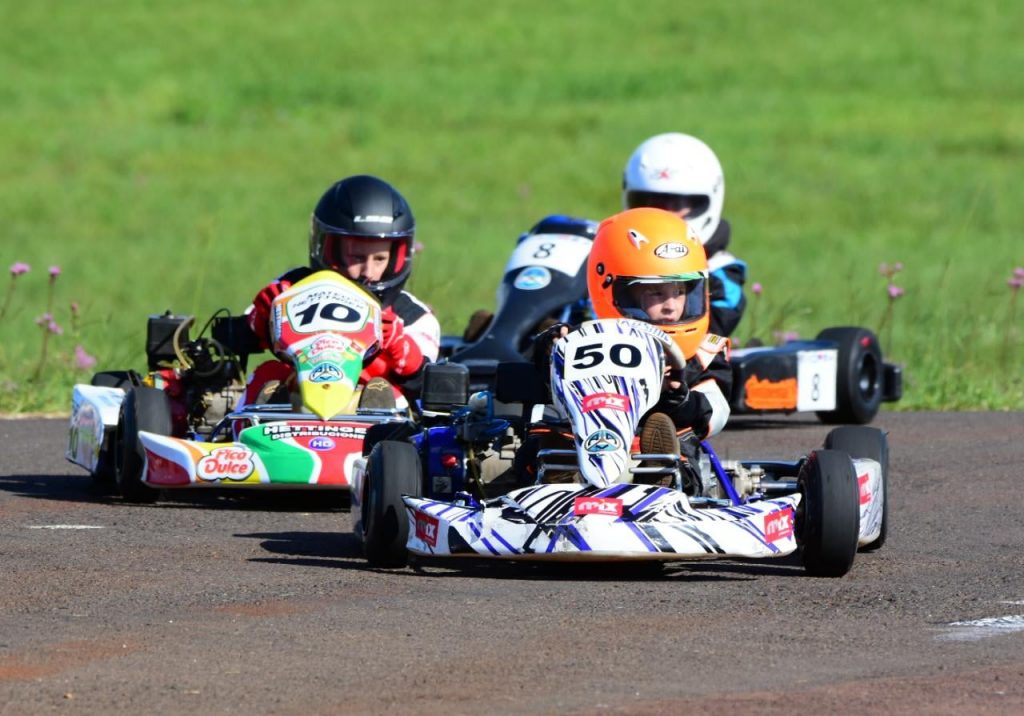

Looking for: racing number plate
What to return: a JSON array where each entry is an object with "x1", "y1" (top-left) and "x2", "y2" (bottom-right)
[{"x1": 796, "y1": 350, "x2": 837, "y2": 411}]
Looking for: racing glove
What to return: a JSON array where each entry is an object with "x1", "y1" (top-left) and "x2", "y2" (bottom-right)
[
  {"x1": 375, "y1": 307, "x2": 424, "y2": 377},
  {"x1": 531, "y1": 322, "x2": 571, "y2": 378},
  {"x1": 248, "y1": 279, "x2": 292, "y2": 350}
]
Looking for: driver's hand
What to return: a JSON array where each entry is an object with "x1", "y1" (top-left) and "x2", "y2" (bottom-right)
[
  {"x1": 248, "y1": 280, "x2": 292, "y2": 349},
  {"x1": 380, "y1": 307, "x2": 405, "y2": 349},
  {"x1": 532, "y1": 322, "x2": 570, "y2": 364}
]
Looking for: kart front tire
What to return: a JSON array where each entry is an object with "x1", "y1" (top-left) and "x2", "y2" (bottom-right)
[
  {"x1": 363, "y1": 440, "x2": 422, "y2": 568},
  {"x1": 815, "y1": 327, "x2": 883, "y2": 425},
  {"x1": 797, "y1": 449, "x2": 860, "y2": 577},
  {"x1": 115, "y1": 386, "x2": 171, "y2": 504},
  {"x1": 825, "y1": 426, "x2": 889, "y2": 551},
  {"x1": 89, "y1": 371, "x2": 135, "y2": 485}
]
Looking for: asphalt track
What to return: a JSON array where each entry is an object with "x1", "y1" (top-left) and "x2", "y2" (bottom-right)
[{"x1": 1, "y1": 413, "x2": 1022, "y2": 715}]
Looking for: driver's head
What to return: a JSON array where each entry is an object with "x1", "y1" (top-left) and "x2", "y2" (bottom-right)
[
  {"x1": 622, "y1": 133, "x2": 724, "y2": 246},
  {"x1": 309, "y1": 175, "x2": 415, "y2": 306},
  {"x1": 588, "y1": 208, "x2": 709, "y2": 359}
]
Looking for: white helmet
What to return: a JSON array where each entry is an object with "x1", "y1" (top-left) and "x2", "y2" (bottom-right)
[{"x1": 622, "y1": 133, "x2": 725, "y2": 245}]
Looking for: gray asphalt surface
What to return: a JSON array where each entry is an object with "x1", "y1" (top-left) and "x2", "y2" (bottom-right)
[{"x1": 1, "y1": 413, "x2": 1023, "y2": 715}]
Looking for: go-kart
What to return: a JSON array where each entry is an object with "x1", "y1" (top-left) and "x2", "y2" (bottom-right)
[
  {"x1": 67, "y1": 272, "x2": 406, "y2": 503},
  {"x1": 443, "y1": 218, "x2": 902, "y2": 424},
  {"x1": 352, "y1": 318, "x2": 888, "y2": 576}
]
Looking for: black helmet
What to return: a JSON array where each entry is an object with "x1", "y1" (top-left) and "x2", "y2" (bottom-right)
[{"x1": 309, "y1": 175, "x2": 416, "y2": 306}]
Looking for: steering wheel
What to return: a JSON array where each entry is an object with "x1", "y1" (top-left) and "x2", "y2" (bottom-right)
[{"x1": 172, "y1": 316, "x2": 230, "y2": 378}]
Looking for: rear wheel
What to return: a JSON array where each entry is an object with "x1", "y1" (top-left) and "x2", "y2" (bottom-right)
[
  {"x1": 362, "y1": 440, "x2": 422, "y2": 567},
  {"x1": 797, "y1": 449, "x2": 860, "y2": 577},
  {"x1": 825, "y1": 426, "x2": 889, "y2": 551},
  {"x1": 115, "y1": 386, "x2": 172, "y2": 504},
  {"x1": 815, "y1": 327, "x2": 883, "y2": 425}
]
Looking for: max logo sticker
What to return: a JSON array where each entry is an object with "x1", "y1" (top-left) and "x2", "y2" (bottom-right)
[
  {"x1": 574, "y1": 496, "x2": 624, "y2": 517},
  {"x1": 764, "y1": 507, "x2": 794, "y2": 542},
  {"x1": 513, "y1": 266, "x2": 551, "y2": 291},
  {"x1": 582, "y1": 392, "x2": 630, "y2": 412},
  {"x1": 654, "y1": 242, "x2": 689, "y2": 259},
  {"x1": 415, "y1": 512, "x2": 439, "y2": 547},
  {"x1": 584, "y1": 429, "x2": 622, "y2": 453},
  {"x1": 197, "y1": 447, "x2": 255, "y2": 482}
]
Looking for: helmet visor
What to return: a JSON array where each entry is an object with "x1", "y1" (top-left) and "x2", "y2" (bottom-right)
[
  {"x1": 318, "y1": 233, "x2": 410, "y2": 283},
  {"x1": 611, "y1": 274, "x2": 707, "y2": 326},
  {"x1": 624, "y1": 191, "x2": 710, "y2": 218}
]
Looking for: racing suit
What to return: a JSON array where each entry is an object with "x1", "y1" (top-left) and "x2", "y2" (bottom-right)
[
  {"x1": 703, "y1": 219, "x2": 748, "y2": 338},
  {"x1": 241, "y1": 266, "x2": 440, "y2": 406}
]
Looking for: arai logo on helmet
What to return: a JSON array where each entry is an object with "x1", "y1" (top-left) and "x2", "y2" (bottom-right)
[
  {"x1": 513, "y1": 266, "x2": 551, "y2": 291},
  {"x1": 654, "y1": 242, "x2": 689, "y2": 259},
  {"x1": 353, "y1": 215, "x2": 394, "y2": 223},
  {"x1": 584, "y1": 429, "x2": 622, "y2": 453}
]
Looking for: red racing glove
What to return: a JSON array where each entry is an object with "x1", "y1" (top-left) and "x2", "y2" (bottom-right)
[
  {"x1": 247, "y1": 279, "x2": 292, "y2": 350},
  {"x1": 374, "y1": 307, "x2": 424, "y2": 377}
]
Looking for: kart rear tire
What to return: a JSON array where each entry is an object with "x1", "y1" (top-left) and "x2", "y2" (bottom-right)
[
  {"x1": 362, "y1": 440, "x2": 422, "y2": 567},
  {"x1": 825, "y1": 426, "x2": 889, "y2": 551},
  {"x1": 115, "y1": 386, "x2": 171, "y2": 504},
  {"x1": 815, "y1": 327, "x2": 883, "y2": 425},
  {"x1": 797, "y1": 449, "x2": 860, "y2": 577}
]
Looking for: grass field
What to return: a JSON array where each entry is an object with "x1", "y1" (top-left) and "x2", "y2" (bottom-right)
[{"x1": 1, "y1": 0, "x2": 1021, "y2": 413}]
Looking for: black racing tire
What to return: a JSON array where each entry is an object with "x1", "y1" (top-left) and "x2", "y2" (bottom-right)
[
  {"x1": 815, "y1": 327, "x2": 883, "y2": 425},
  {"x1": 362, "y1": 440, "x2": 422, "y2": 567},
  {"x1": 115, "y1": 386, "x2": 172, "y2": 504},
  {"x1": 89, "y1": 371, "x2": 135, "y2": 485},
  {"x1": 797, "y1": 449, "x2": 860, "y2": 577},
  {"x1": 825, "y1": 426, "x2": 889, "y2": 551}
]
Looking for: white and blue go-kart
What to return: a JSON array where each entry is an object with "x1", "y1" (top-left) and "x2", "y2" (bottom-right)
[
  {"x1": 443, "y1": 216, "x2": 902, "y2": 424},
  {"x1": 356, "y1": 318, "x2": 888, "y2": 577}
]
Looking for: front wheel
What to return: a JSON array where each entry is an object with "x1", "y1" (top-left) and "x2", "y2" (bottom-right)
[
  {"x1": 115, "y1": 386, "x2": 172, "y2": 504},
  {"x1": 825, "y1": 426, "x2": 889, "y2": 551},
  {"x1": 89, "y1": 371, "x2": 136, "y2": 486},
  {"x1": 797, "y1": 449, "x2": 860, "y2": 577},
  {"x1": 362, "y1": 440, "x2": 422, "y2": 567},
  {"x1": 815, "y1": 327, "x2": 883, "y2": 425}
]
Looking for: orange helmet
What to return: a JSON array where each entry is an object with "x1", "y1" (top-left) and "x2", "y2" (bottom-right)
[{"x1": 587, "y1": 208, "x2": 709, "y2": 359}]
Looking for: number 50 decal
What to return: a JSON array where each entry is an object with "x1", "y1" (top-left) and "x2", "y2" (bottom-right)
[{"x1": 571, "y1": 342, "x2": 642, "y2": 370}]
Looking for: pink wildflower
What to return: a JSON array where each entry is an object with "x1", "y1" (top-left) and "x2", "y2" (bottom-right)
[
  {"x1": 751, "y1": 282, "x2": 763, "y2": 296},
  {"x1": 10, "y1": 262, "x2": 30, "y2": 276},
  {"x1": 74, "y1": 345, "x2": 97, "y2": 370},
  {"x1": 888, "y1": 285, "x2": 905, "y2": 299},
  {"x1": 35, "y1": 312, "x2": 53, "y2": 326},
  {"x1": 47, "y1": 320, "x2": 63, "y2": 335},
  {"x1": 1014, "y1": 267, "x2": 1024, "y2": 279},
  {"x1": 49, "y1": 265, "x2": 61, "y2": 278},
  {"x1": 1010, "y1": 277, "x2": 1024, "y2": 290}
]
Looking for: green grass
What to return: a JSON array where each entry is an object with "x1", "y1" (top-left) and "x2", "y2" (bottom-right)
[{"x1": 1, "y1": 0, "x2": 1022, "y2": 413}]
